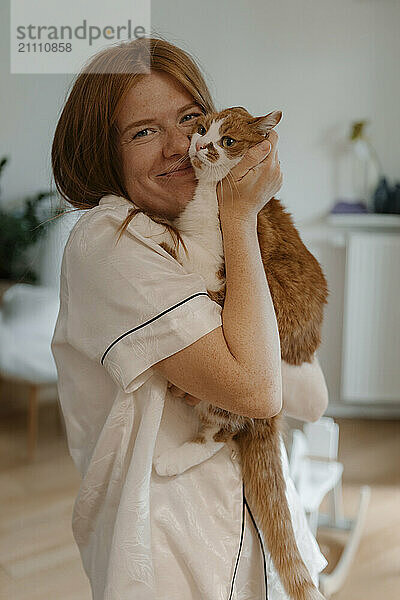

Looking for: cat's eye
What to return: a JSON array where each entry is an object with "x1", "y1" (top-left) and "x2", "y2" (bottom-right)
[
  {"x1": 197, "y1": 124, "x2": 206, "y2": 135},
  {"x1": 221, "y1": 136, "x2": 236, "y2": 148}
]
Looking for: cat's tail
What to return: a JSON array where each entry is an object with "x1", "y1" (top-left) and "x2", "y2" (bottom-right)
[{"x1": 234, "y1": 416, "x2": 325, "y2": 600}]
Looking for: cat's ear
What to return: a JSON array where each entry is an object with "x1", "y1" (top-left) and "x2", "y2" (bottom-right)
[{"x1": 248, "y1": 110, "x2": 282, "y2": 134}]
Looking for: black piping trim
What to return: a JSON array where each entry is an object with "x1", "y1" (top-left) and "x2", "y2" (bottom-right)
[
  {"x1": 228, "y1": 481, "x2": 246, "y2": 600},
  {"x1": 100, "y1": 292, "x2": 209, "y2": 364},
  {"x1": 244, "y1": 489, "x2": 269, "y2": 600}
]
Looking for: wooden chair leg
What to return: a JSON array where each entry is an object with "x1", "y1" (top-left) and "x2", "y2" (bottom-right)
[{"x1": 27, "y1": 384, "x2": 39, "y2": 461}]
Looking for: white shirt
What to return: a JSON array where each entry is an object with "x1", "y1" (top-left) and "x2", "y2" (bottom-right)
[{"x1": 51, "y1": 193, "x2": 327, "y2": 600}]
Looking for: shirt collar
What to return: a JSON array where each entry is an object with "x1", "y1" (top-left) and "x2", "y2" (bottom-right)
[{"x1": 98, "y1": 194, "x2": 136, "y2": 208}]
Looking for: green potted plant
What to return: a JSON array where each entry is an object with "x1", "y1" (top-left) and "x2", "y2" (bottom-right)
[{"x1": 0, "y1": 156, "x2": 64, "y2": 284}]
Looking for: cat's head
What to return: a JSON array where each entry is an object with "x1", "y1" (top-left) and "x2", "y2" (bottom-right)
[{"x1": 188, "y1": 107, "x2": 282, "y2": 183}]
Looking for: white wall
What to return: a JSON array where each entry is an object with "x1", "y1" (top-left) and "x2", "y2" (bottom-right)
[{"x1": 0, "y1": 2, "x2": 71, "y2": 204}]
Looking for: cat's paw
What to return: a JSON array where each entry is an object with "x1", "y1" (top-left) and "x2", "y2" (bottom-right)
[{"x1": 153, "y1": 452, "x2": 180, "y2": 477}]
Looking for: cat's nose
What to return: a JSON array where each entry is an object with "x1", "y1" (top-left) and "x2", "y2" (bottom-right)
[{"x1": 196, "y1": 139, "x2": 208, "y2": 152}]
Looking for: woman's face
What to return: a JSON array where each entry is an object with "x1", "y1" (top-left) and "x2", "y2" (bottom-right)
[{"x1": 117, "y1": 70, "x2": 204, "y2": 219}]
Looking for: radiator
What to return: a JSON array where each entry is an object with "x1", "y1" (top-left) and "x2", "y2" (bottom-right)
[{"x1": 341, "y1": 232, "x2": 400, "y2": 403}]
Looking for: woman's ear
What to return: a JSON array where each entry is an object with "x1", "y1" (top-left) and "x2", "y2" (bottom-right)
[{"x1": 248, "y1": 110, "x2": 282, "y2": 135}]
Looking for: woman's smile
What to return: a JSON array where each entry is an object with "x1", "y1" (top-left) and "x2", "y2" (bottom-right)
[{"x1": 156, "y1": 163, "x2": 196, "y2": 179}]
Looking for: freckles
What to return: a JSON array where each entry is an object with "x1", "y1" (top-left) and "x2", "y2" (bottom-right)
[{"x1": 122, "y1": 146, "x2": 151, "y2": 179}]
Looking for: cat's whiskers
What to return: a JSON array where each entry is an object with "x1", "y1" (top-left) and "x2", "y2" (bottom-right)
[
  {"x1": 165, "y1": 153, "x2": 189, "y2": 173},
  {"x1": 162, "y1": 153, "x2": 191, "y2": 184},
  {"x1": 225, "y1": 172, "x2": 239, "y2": 210},
  {"x1": 213, "y1": 164, "x2": 224, "y2": 185},
  {"x1": 227, "y1": 171, "x2": 240, "y2": 199},
  {"x1": 162, "y1": 155, "x2": 189, "y2": 179},
  {"x1": 208, "y1": 162, "x2": 224, "y2": 183}
]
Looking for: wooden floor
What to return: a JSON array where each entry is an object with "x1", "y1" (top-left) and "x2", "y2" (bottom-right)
[
  {"x1": 0, "y1": 400, "x2": 399, "y2": 599},
  {"x1": 317, "y1": 418, "x2": 400, "y2": 600}
]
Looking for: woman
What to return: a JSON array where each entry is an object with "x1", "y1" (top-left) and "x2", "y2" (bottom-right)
[{"x1": 51, "y1": 37, "x2": 328, "y2": 600}]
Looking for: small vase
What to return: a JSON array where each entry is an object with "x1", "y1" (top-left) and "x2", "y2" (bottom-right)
[{"x1": 336, "y1": 121, "x2": 382, "y2": 212}]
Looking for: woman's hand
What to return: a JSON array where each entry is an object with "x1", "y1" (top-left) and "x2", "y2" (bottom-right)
[{"x1": 216, "y1": 130, "x2": 282, "y2": 221}]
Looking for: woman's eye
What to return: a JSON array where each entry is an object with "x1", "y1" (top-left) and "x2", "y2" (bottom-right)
[
  {"x1": 221, "y1": 136, "x2": 236, "y2": 148},
  {"x1": 132, "y1": 128, "x2": 151, "y2": 139},
  {"x1": 130, "y1": 114, "x2": 200, "y2": 140},
  {"x1": 197, "y1": 124, "x2": 206, "y2": 135},
  {"x1": 181, "y1": 112, "x2": 202, "y2": 123}
]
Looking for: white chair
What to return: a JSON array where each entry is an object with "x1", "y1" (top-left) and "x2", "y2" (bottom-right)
[{"x1": 289, "y1": 417, "x2": 371, "y2": 598}]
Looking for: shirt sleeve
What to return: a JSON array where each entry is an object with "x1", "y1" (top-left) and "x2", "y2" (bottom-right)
[{"x1": 65, "y1": 209, "x2": 223, "y2": 393}]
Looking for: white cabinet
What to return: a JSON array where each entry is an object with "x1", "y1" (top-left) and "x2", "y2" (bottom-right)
[{"x1": 300, "y1": 214, "x2": 400, "y2": 417}]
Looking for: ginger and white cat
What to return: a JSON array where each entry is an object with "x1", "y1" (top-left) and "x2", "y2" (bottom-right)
[{"x1": 118, "y1": 107, "x2": 328, "y2": 600}]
